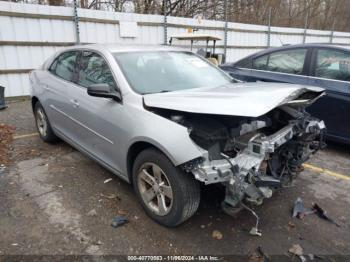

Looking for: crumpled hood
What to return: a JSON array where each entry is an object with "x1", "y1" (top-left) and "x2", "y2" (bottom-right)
[{"x1": 143, "y1": 82, "x2": 324, "y2": 117}]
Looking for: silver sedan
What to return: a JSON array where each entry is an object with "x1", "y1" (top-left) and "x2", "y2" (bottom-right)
[{"x1": 30, "y1": 44, "x2": 325, "y2": 226}]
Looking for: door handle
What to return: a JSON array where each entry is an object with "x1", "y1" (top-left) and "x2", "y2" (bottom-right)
[{"x1": 70, "y1": 99, "x2": 80, "y2": 108}]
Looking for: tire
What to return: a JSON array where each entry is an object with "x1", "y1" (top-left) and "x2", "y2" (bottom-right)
[
  {"x1": 34, "y1": 101, "x2": 59, "y2": 143},
  {"x1": 132, "y1": 148, "x2": 200, "y2": 227}
]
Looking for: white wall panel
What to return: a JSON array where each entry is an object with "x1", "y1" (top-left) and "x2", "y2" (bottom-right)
[
  {"x1": 0, "y1": 73, "x2": 30, "y2": 97},
  {"x1": 1, "y1": 0, "x2": 350, "y2": 97},
  {"x1": 0, "y1": 46, "x2": 62, "y2": 69}
]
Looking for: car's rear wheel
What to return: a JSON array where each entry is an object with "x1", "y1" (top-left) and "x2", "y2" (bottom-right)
[
  {"x1": 34, "y1": 102, "x2": 59, "y2": 143},
  {"x1": 132, "y1": 148, "x2": 200, "y2": 227}
]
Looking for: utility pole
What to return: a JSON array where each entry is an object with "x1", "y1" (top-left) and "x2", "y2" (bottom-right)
[
  {"x1": 163, "y1": 0, "x2": 168, "y2": 45},
  {"x1": 303, "y1": 6, "x2": 309, "y2": 44},
  {"x1": 73, "y1": 0, "x2": 80, "y2": 44},
  {"x1": 223, "y1": 0, "x2": 228, "y2": 60},
  {"x1": 330, "y1": 21, "x2": 335, "y2": 43},
  {"x1": 267, "y1": 7, "x2": 272, "y2": 47}
]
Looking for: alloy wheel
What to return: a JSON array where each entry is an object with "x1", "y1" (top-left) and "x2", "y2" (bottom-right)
[
  {"x1": 137, "y1": 162, "x2": 174, "y2": 216},
  {"x1": 36, "y1": 107, "x2": 47, "y2": 137}
]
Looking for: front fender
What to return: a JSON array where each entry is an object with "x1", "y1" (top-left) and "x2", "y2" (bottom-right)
[
  {"x1": 128, "y1": 134, "x2": 202, "y2": 167},
  {"x1": 123, "y1": 104, "x2": 203, "y2": 168}
]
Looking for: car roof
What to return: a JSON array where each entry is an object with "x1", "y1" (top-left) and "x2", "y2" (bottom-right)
[
  {"x1": 63, "y1": 43, "x2": 185, "y2": 53},
  {"x1": 274, "y1": 43, "x2": 350, "y2": 52},
  {"x1": 233, "y1": 43, "x2": 350, "y2": 63}
]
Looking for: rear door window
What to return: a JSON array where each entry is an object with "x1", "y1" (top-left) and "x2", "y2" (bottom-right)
[
  {"x1": 266, "y1": 49, "x2": 307, "y2": 74},
  {"x1": 49, "y1": 51, "x2": 78, "y2": 82},
  {"x1": 315, "y1": 49, "x2": 350, "y2": 81}
]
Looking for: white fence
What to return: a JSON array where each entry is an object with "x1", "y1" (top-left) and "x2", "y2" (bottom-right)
[{"x1": 1, "y1": 1, "x2": 350, "y2": 97}]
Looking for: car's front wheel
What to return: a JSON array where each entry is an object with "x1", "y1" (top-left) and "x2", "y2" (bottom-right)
[
  {"x1": 132, "y1": 148, "x2": 200, "y2": 227},
  {"x1": 34, "y1": 102, "x2": 59, "y2": 143}
]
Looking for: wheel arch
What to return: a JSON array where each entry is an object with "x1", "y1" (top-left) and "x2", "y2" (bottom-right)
[
  {"x1": 126, "y1": 141, "x2": 177, "y2": 184},
  {"x1": 31, "y1": 96, "x2": 39, "y2": 112}
]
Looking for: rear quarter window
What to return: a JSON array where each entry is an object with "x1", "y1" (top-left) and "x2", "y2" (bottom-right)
[
  {"x1": 253, "y1": 55, "x2": 268, "y2": 70},
  {"x1": 235, "y1": 58, "x2": 252, "y2": 68}
]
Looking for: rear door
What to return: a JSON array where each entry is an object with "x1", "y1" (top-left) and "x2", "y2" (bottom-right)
[
  {"x1": 307, "y1": 48, "x2": 350, "y2": 141},
  {"x1": 245, "y1": 48, "x2": 311, "y2": 84},
  {"x1": 44, "y1": 50, "x2": 79, "y2": 137}
]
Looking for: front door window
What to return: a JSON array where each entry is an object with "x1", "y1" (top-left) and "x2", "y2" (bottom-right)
[{"x1": 77, "y1": 51, "x2": 116, "y2": 89}]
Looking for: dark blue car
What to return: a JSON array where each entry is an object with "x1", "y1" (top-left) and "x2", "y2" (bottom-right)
[{"x1": 221, "y1": 44, "x2": 350, "y2": 144}]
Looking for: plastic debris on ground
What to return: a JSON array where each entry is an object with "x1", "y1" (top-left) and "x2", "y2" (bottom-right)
[
  {"x1": 292, "y1": 197, "x2": 314, "y2": 219},
  {"x1": 292, "y1": 198, "x2": 341, "y2": 227},
  {"x1": 103, "y1": 178, "x2": 113, "y2": 184},
  {"x1": 111, "y1": 215, "x2": 128, "y2": 228},
  {"x1": 312, "y1": 203, "x2": 341, "y2": 227}
]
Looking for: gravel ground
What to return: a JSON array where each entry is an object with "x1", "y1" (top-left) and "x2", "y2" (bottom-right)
[{"x1": 0, "y1": 100, "x2": 349, "y2": 259}]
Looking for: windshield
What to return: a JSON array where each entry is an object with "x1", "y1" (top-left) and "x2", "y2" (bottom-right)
[{"x1": 113, "y1": 51, "x2": 233, "y2": 94}]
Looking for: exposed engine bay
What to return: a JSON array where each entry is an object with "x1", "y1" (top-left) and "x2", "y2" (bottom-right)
[{"x1": 151, "y1": 99, "x2": 326, "y2": 213}]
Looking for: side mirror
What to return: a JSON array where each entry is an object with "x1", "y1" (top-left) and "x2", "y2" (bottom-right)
[{"x1": 87, "y1": 83, "x2": 121, "y2": 101}]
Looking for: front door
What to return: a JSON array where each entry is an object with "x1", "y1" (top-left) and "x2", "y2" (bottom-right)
[
  {"x1": 65, "y1": 50, "x2": 126, "y2": 175},
  {"x1": 307, "y1": 48, "x2": 350, "y2": 142}
]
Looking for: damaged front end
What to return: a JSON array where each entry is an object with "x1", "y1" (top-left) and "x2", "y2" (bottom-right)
[
  {"x1": 152, "y1": 91, "x2": 326, "y2": 215},
  {"x1": 190, "y1": 109, "x2": 325, "y2": 213}
]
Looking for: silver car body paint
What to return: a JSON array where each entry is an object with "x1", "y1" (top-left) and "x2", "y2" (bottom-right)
[
  {"x1": 30, "y1": 44, "x2": 325, "y2": 188},
  {"x1": 30, "y1": 45, "x2": 205, "y2": 182}
]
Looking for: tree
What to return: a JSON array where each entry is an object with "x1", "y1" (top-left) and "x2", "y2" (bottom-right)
[{"x1": 8, "y1": 0, "x2": 350, "y2": 32}]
